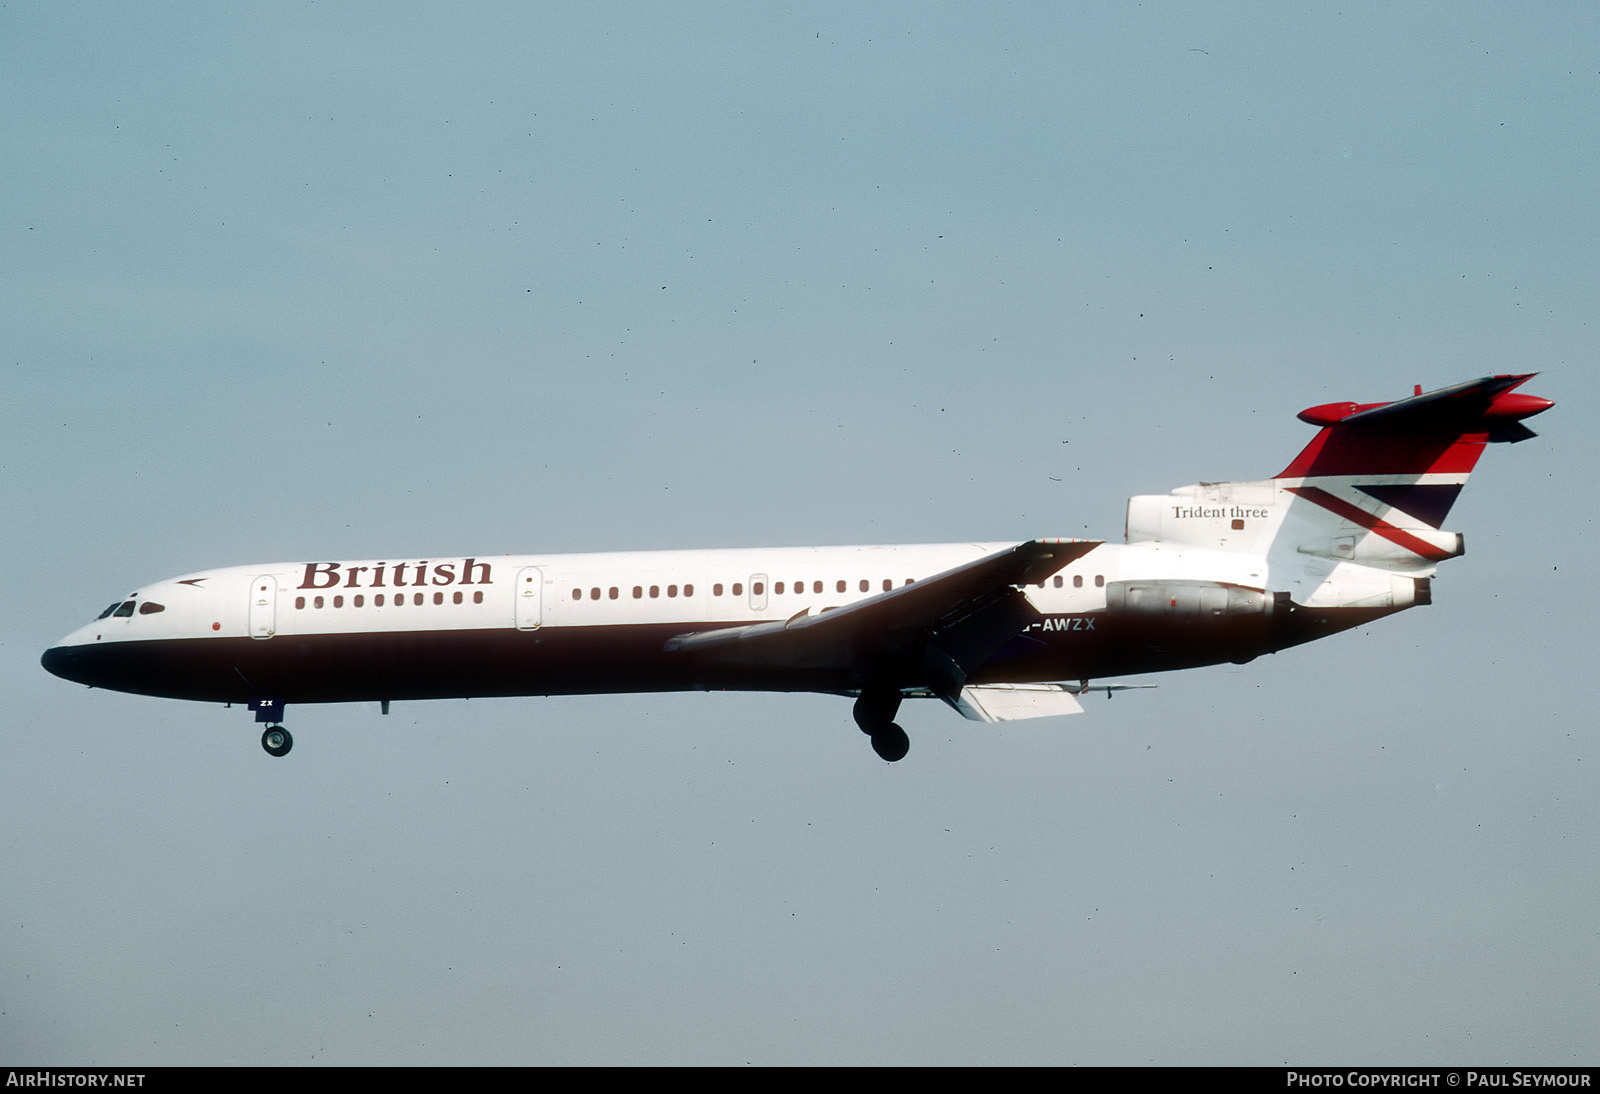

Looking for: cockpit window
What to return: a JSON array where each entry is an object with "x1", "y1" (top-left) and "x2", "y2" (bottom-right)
[
  {"x1": 97, "y1": 602, "x2": 122, "y2": 620},
  {"x1": 111, "y1": 601, "x2": 135, "y2": 618},
  {"x1": 138, "y1": 602, "x2": 165, "y2": 615}
]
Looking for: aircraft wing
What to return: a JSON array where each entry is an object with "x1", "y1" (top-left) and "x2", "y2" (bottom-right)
[{"x1": 663, "y1": 539, "x2": 1101, "y2": 695}]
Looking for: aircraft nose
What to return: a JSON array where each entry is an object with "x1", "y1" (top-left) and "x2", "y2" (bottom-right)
[{"x1": 41, "y1": 645, "x2": 87, "y2": 685}]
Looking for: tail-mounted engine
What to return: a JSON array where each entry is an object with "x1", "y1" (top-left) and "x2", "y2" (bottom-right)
[
  {"x1": 1106, "y1": 580, "x2": 1288, "y2": 627},
  {"x1": 1102, "y1": 579, "x2": 1289, "y2": 666}
]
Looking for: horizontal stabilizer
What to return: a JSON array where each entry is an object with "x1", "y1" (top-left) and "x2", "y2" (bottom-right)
[
  {"x1": 1296, "y1": 373, "x2": 1552, "y2": 433},
  {"x1": 1278, "y1": 374, "x2": 1553, "y2": 480}
]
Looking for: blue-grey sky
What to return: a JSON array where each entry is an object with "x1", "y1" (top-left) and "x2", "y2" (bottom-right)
[{"x1": 4, "y1": 2, "x2": 1594, "y2": 1065}]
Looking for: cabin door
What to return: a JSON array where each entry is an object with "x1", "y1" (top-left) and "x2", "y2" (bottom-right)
[
  {"x1": 249, "y1": 576, "x2": 277, "y2": 639},
  {"x1": 515, "y1": 567, "x2": 544, "y2": 630}
]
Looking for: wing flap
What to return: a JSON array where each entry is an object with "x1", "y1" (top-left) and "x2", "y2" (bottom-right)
[{"x1": 954, "y1": 683, "x2": 1085, "y2": 723}]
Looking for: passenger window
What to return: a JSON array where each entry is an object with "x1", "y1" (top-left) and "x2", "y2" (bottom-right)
[
  {"x1": 608, "y1": 587, "x2": 618, "y2": 600},
  {"x1": 1095, "y1": 575, "x2": 1104, "y2": 587},
  {"x1": 333, "y1": 596, "x2": 343, "y2": 608},
  {"x1": 1073, "y1": 575, "x2": 1083, "y2": 588},
  {"x1": 413, "y1": 593, "x2": 424, "y2": 606},
  {"x1": 752, "y1": 582, "x2": 763, "y2": 596},
  {"x1": 775, "y1": 582, "x2": 785, "y2": 595},
  {"x1": 882, "y1": 579, "x2": 892, "y2": 591},
  {"x1": 572, "y1": 588, "x2": 582, "y2": 600},
  {"x1": 813, "y1": 581, "x2": 822, "y2": 594},
  {"x1": 668, "y1": 585, "x2": 678, "y2": 598},
  {"x1": 355, "y1": 595, "x2": 365, "y2": 607},
  {"x1": 633, "y1": 586, "x2": 643, "y2": 599},
  {"x1": 836, "y1": 580, "x2": 846, "y2": 593},
  {"x1": 733, "y1": 583, "x2": 744, "y2": 596},
  {"x1": 684, "y1": 584, "x2": 694, "y2": 597},
  {"x1": 713, "y1": 583, "x2": 723, "y2": 596},
  {"x1": 295, "y1": 596, "x2": 306, "y2": 610},
  {"x1": 453, "y1": 591, "x2": 462, "y2": 604},
  {"x1": 590, "y1": 588, "x2": 600, "y2": 600},
  {"x1": 376, "y1": 594, "x2": 386, "y2": 607},
  {"x1": 650, "y1": 585, "x2": 660, "y2": 598},
  {"x1": 434, "y1": 592, "x2": 444, "y2": 605},
  {"x1": 314, "y1": 596, "x2": 324, "y2": 609},
  {"x1": 859, "y1": 580, "x2": 869, "y2": 593},
  {"x1": 473, "y1": 591, "x2": 483, "y2": 604}
]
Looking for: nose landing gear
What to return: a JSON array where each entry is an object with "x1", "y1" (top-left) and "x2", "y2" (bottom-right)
[{"x1": 248, "y1": 698, "x2": 291, "y2": 758}]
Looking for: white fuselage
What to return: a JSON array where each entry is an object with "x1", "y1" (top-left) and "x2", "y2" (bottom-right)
[{"x1": 41, "y1": 528, "x2": 1400, "y2": 714}]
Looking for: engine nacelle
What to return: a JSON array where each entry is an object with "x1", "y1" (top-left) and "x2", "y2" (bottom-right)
[{"x1": 1105, "y1": 580, "x2": 1288, "y2": 625}]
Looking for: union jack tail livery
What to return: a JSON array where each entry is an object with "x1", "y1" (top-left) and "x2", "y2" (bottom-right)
[{"x1": 1277, "y1": 372, "x2": 1554, "y2": 553}]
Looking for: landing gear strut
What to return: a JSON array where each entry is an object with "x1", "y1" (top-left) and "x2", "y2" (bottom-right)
[{"x1": 853, "y1": 689, "x2": 910, "y2": 763}]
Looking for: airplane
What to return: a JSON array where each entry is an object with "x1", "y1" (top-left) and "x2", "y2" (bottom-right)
[{"x1": 41, "y1": 374, "x2": 1553, "y2": 762}]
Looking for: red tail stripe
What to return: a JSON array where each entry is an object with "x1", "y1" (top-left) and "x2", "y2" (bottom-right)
[{"x1": 1284, "y1": 487, "x2": 1458, "y2": 562}]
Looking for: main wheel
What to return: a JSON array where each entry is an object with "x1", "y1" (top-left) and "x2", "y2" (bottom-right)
[
  {"x1": 870, "y1": 723, "x2": 910, "y2": 763},
  {"x1": 261, "y1": 726, "x2": 293, "y2": 757}
]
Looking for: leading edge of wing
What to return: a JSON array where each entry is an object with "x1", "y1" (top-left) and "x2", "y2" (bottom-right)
[{"x1": 662, "y1": 539, "x2": 1101, "y2": 673}]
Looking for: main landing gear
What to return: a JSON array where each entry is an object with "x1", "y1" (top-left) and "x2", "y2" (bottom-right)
[
  {"x1": 853, "y1": 689, "x2": 910, "y2": 763},
  {"x1": 248, "y1": 699, "x2": 291, "y2": 758}
]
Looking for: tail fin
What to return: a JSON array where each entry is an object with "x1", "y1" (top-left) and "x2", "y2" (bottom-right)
[
  {"x1": 1277, "y1": 374, "x2": 1553, "y2": 509},
  {"x1": 1272, "y1": 374, "x2": 1553, "y2": 563},
  {"x1": 1125, "y1": 375, "x2": 1553, "y2": 587}
]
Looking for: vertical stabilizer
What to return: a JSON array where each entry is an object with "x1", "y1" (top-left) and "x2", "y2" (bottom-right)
[{"x1": 1271, "y1": 374, "x2": 1553, "y2": 567}]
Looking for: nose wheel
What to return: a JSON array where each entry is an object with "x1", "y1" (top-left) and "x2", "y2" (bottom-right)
[{"x1": 248, "y1": 699, "x2": 292, "y2": 757}]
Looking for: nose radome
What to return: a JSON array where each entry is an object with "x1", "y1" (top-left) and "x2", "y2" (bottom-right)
[{"x1": 41, "y1": 645, "x2": 78, "y2": 682}]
